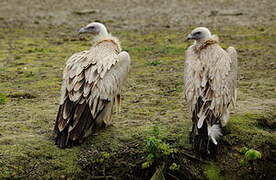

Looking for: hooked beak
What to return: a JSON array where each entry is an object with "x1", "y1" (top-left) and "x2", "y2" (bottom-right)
[
  {"x1": 78, "y1": 27, "x2": 88, "y2": 34},
  {"x1": 185, "y1": 34, "x2": 193, "y2": 41}
]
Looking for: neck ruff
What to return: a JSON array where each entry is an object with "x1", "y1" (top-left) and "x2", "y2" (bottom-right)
[
  {"x1": 195, "y1": 39, "x2": 218, "y2": 53},
  {"x1": 94, "y1": 35, "x2": 121, "y2": 52}
]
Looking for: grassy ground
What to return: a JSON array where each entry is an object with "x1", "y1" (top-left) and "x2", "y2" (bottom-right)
[{"x1": 0, "y1": 24, "x2": 275, "y2": 179}]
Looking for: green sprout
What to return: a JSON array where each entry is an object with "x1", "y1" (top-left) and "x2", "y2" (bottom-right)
[
  {"x1": 245, "y1": 149, "x2": 262, "y2": 161},
  {"x1": 239, "y1": 147, "x2": 249, "y2": 154},
  {"x1": 0, "y1": 93, "x2": 8, "y2": 104},
  {"x1": 142, "y1": 161, "x2": 151, "y2": 169},
  {"x1": 142, "y1": 124, "x2": 173, "y2": 169},
  {"x1": 239, "y1": 147, "x2": 262, "y2": 167},
  {"x1": 239, "y1": 159, "x2": 249, "y2": 167},
  {"x1": 99, "y1": 152, "x2": 111, "y2": 163},
  {"x1": 169, "y1": 163, "x2": 180, "y2": 171},
  {"x1": 145, "y1": 60, "x2": 161, "y2": 66}
]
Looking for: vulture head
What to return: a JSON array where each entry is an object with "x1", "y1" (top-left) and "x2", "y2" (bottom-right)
[
  {"x1": 186, "y1": 27, "x2": 212, "y2": 42},
  {"x1": 79, "y1": 22, "x2": 108, "y2": 37}
]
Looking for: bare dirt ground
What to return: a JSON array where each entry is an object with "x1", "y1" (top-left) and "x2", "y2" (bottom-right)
[
  {"x1": 0, "y1": 0, "x2": 275, "y2": 179},
  {"x1": 0, "y1": 0, "x2": 275, "y2": 30}
]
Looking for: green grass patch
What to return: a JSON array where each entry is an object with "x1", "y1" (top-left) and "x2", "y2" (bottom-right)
[
  {"x1": 0, "y1": 93, "x2": 8, "y2": 104},
  {"x1": 204, "y1": 164, "x2": 224, "y2": 180}
]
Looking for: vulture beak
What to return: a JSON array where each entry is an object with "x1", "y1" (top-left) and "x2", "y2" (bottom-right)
[
  {"x1": 78, "y1": 27, "x2": 88, "y2": 34},
  {"x1": 185, "y1": 34, "x2": 193, "y2": 41}
]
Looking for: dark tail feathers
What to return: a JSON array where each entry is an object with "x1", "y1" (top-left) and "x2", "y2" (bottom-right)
[{"x1": 190, "y1": 121, "x2": 219, "y2": 156}]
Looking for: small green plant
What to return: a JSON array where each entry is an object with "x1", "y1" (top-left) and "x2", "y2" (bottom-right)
[
  {"x1": 239, "y1": 159, "x2": 249, "y2": 167},
  {"x1": 169, "y1": 163, "x2": 180, "y2": 171},
  {"x1": 0, "y1": 93, "x2": 8, "y2": 104},
  {"x1": 239, "y1": 147, "x2": 262, "y2": 167},
  {"x1": 145, "y1": 137, "x2": 161, "y2": 155},
  {"x1": 141, "y1": 161, "x2": 151, "y2": 169},
  {"x1": 142, "y1": 125, "x2": 173, "y2": 169},
  {"x1": 145, "y1": 60, "x2": 161, "y2": 66},
  {"x1": 245, "y1": 149, "x2": 262, "y2": 160},
  {"x1": 0, "y1": 167, "x2": 12, "y2": 178},
  {"x1": 99, "y1": 152, "x2": 111, "y2": 163},
  {"x1": 239, "y1": 147, "x2": 249, "y2": 154}
]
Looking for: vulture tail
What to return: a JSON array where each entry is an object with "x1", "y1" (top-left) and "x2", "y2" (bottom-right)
[
  {"x1": 54, "y1": 103, "x2": 77, "y2": 149},
  {"x1": 54, "y1": 101, "x2": 109, "y2": 148},
  {"x1": 190, "y1": 96, "x2": 222, "y2": 156},
  {"x1": 55, "y1": 126, "x2": 70, "y2": 148},
  {"x1": 54, "y1": 105, "x2": 68, "y2": 148}
]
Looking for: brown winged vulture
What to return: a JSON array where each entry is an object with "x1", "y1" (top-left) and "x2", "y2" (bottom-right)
[
  {"x1": 184, "y1": 27, "x2": 238, "y2": 155},
  {"x1": 54, "y1": 22, "x2": 131, "y2": 148}
]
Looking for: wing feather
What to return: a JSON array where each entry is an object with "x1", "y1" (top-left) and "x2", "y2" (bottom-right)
[
  {"x1": 184, "y1": 43, "x2": 237, "y2": 126},
  {"x1": 226, "y1": 47, "x2": 238, "y2": 107},
  {"x1": 73, "y1": 79, "x2": 85, "y2": 91},
  {"x1": 55, "y1": 39, "x2": 131, "y2": 147}
]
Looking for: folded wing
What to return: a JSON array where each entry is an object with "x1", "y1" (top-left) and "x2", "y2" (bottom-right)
[{"x1": 54, "y1": 44, "x2": 130, "y2": 148}]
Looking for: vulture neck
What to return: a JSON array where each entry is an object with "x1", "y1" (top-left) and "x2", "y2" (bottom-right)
[
  {"x1": 196, "y1": 34, "x2": 211, "y2": 44},
  {"x1": 194, "y1": 35, "x2": 219, "y2": 52},
  {"x1": 98, "y1": 30, "x2": 108, "y2": 37},
  {"x1": 93, "y1": 35, "x2": 122, "y2": 52},
  {"x1": 93, "y1": 28, "x2": 109, "y2": 41}
]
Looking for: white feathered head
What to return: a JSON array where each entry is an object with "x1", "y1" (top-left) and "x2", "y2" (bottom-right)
[
  {"x1": 186, "y1": 27, "x2": 212, "y2": 42},
  {"x1": 79, "y1": 22, "x2": 108, "y2": 37}
]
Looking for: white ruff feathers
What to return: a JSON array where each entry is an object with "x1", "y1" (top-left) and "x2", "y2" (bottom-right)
[{"x1": 208, "y1": 125, "x2": 222, "y2": 145}]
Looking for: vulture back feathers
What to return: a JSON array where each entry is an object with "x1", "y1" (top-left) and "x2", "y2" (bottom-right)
[
  {"x1": 184, "y1": 27, "x2": 238, "y2": 155},
  {"x1": 54, "y1": 23, "x2": 131, "y2": 148}
]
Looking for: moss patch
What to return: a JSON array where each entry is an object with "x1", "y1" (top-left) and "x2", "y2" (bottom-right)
[
  {"x1": 0, "y1": 93, "x2": 8, "y2": 104},
  {"x1": 204, "y1": 163, "x2": 224, "y2": 180}
]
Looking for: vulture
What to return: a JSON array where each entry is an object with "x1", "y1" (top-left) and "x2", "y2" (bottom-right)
[
  {"x1": 184, "y1": 27, "x2": 238, "y2": 155},
  {"x1": 54, "y1": 22, "x2": 131, "y2": 148}
]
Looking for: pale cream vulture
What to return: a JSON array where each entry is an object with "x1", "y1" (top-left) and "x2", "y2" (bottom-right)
[
  {"x1": 184, "y1": 27, "x2": 238, "y2": 155},
  {"x1": 54, "y1": 22, "x2": 131, "y2": 148}
]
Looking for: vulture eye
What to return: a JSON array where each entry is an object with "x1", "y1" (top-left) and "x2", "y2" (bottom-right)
[
  {"x1": 89, "y1": 26, "x2": 95, "y2": 29},
  {"x1": 194, "y1": 32, "x2": 201, "y2": 35}
]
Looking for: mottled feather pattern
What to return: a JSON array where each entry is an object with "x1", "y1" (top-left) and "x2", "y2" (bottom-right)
[
  {"x1": 55, "y1": 35, "x2": 130, "y2": 148},
  {"x1": 184, "y1": 36, "x2": 237, "y2": 127},
  {"x1": 226, "y1": 47, "x2": 238, "y2": 107}
]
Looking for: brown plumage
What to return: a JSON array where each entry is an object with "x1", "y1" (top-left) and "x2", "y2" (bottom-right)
[
  {"x1": 184, "y1": 27, "x2": 238, "y2": 155},
  {"x1": 54, "y1": 22, "x2": 131, "y2": 148}
]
